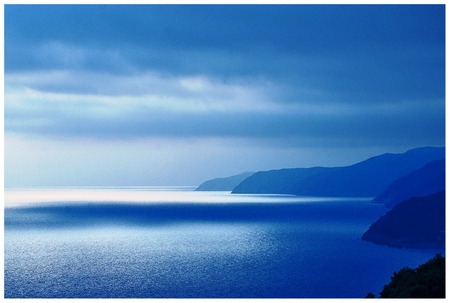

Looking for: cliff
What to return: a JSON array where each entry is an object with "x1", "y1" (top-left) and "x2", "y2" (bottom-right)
[{"x1": 361, "y1": 191, "x2": 445, "y2": 249}]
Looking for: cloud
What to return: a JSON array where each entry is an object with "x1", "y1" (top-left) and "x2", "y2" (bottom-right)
[
  {"x1": 4, "y1": 5, "x2": 446, "y2": 188},
  {"x1": 5, "y1": 5, "x2": 445, "y2": 96},
  {"x1": 5, "y1": 69, "x2": 445, "y2": 148}
]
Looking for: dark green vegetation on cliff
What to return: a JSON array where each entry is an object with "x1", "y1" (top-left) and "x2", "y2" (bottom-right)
[
  {"x1": 366, "y1": 253, "x2": 445, "y2": 298},
  {"x1": 361, "y1": 191, "x2": 445, "y2": 249}
]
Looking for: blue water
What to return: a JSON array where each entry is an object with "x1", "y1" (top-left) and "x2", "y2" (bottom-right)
[{"x1": 4, "y1": 188, "x2": 444, "y2": 298}]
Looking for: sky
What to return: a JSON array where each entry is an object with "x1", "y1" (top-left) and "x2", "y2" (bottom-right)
[{"x1": 4, "y1": 4, "x2": 446, "y2": 187}]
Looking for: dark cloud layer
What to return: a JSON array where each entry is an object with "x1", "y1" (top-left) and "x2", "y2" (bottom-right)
[
  {"x1": 5, "y1": 5, "x2": 445, "y2": 79},
  {"x1": 6, "y1": 5, "x2": 444, "y2": 55}
]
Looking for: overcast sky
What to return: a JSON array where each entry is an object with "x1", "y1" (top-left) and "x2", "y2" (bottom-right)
[{"x1": 4, "y1": 4, "x2": 445, "y2": 187}]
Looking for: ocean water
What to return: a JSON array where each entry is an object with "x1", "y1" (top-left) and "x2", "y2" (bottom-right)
[{"x1": 4, "y1": 187, "x2": 444, "y2": 298}]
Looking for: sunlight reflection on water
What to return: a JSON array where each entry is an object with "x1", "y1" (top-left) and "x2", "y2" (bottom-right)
[
  {"x1": 4, "y1": 186, "x2": 371, "y2": 207},
  {"x1": 5, "y1": 222, "x2": 279, "y2": 298}
]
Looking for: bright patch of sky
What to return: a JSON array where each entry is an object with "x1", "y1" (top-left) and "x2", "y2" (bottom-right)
[{"x1": 4, "y1": 4, "x2": 445, "y2": 187}]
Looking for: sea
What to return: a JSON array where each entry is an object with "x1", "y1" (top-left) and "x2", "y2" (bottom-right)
[{"x1": 4, "y1": 186, "x2": 444, "y2": 298}]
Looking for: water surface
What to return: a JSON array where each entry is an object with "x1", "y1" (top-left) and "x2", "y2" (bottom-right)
[{"x1": 4, "y1": 187, "x2": 443, "y2": 298}]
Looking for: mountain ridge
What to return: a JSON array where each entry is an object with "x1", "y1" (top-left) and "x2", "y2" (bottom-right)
[
  {"x1": 372, "y1": 159, "x2": 445, "y2": 208},
  {"x1": 231, "y1": 146, "x2": 444, "y2": 197},
  {"x1": 195, "y1": 172, "x2": 254, "y2": 191}
]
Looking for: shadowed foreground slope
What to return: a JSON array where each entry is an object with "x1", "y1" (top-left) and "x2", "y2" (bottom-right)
[{"x1": 366, "y1": 253, "x2": 445, "y2": 298}]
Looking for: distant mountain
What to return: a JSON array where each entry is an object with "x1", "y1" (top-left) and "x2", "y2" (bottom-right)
[
  {"x1": 361, "y1": 191, "x2": 445, "y2": 249},
  {"x1": 195, "y1": 172, "x2": 254, "y2": 191},
  {"x1": 232, "y1": 146, "x2": 444, "y2": 197},
  {"x1": 372, "y1": 159, "x2": 445, "y2": 208}
]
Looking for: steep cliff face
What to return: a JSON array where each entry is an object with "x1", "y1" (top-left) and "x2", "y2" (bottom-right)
[
  {"x1": 232, "y1": 146, "x2": 445, "y2": 197},
  {"x1": 372, "y1": 159, "x2": 445, "y2": 208},
  {"x1": 361, "y1": 191, "x2": 445, "y2": 249}
]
